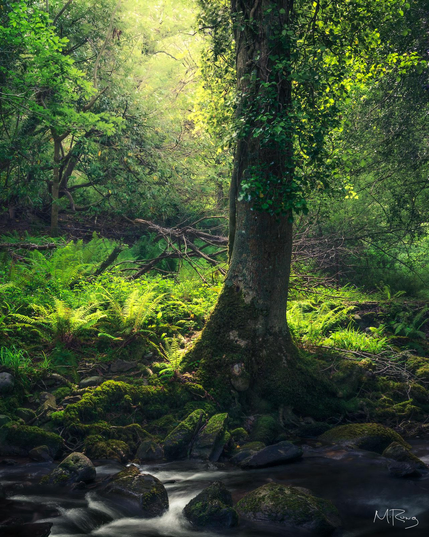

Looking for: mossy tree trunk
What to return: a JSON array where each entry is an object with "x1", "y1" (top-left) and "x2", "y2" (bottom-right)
[{"x1": 186, "y1": 1, "x2": 337, "y2": 416}]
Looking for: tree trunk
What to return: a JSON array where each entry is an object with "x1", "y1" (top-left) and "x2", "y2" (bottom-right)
[
  {"x1": 50, "y1": 137, "x2": 61, "y2": 236},
  {"x1": 185, "y1": 0, "x2": 338, "y2": 417}
]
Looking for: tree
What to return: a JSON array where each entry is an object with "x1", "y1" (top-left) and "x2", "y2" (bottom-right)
[
  {"x1": 0, "y1": 1, "x2": 122, "y2": 234},
  {"x1": 185, "y1": 0, "x2": 417, "y2": 414}
]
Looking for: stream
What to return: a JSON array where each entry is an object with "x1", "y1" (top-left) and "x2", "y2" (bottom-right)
[{"x1": 2, "y1": 440, "x2": 429, "y2": 536}]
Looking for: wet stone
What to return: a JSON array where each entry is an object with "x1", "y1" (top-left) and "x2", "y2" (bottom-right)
[
  {"x1": 0, "y1": 373, "x2": 14, "y2": 394},
  {"x1": 79, "y1": 376, "x2": 104, "y2": 388},
  {"x1": 183, "y1": 481, "x2": 238, "y2": 529}
]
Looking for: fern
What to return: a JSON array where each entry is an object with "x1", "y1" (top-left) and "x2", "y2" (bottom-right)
[
  {"x1": 100, "y1": 286, "x2": 165, "y2": 340},
  {"x1": 158, "y1": 336, "x2": 185, "y2": 380},
  {"x1": 13, "y1": 299, "x2": 105, "y2": 345}
]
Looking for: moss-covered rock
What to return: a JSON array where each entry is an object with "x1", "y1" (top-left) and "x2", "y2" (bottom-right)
[
  {"x1": 29, "y1": 445, "x2": 53, "y2": 462},
  {"x1": 236, "y1": 483, "x2": 340, "y2": 536},
  {"x1": 42, "y1": 452, "x2": 96, "y2": 486},
  {"x1": 135, "y1": 440, "x2": 164, "y2": 462},
  {"x1": 319, "y1": 423, "x2": 410, "y2": 454},
  {"x1": 163, "y1": 409, "x2": 206, "y2": 460},
  {"x1": 85, "y1": 437, "x2": 131, "y2": 462},
  {"x1": 104, "y1": 465, "x2": 168, "y2": 517},
  {"x1": 63, "y1": 380, "x2": 192, "y2": 430},
  {"x1": 191, "y1": 413, "x2": 228, "y2": 461},
  {"x1": 229, "y1": 441, "x2": 266, "y2": 465},
  {"x1": 53, "y1": 386, "x2": 72, "y2": 401},
  {"x1": 382, "y1": 442, "x2": 428, "y2": 477},
  {"x1": 145, "y1": 414, "x2": 178, "y2": 438},
  {"x1": 250, "y1": 415, "x2": 280, "y2": 445},
  {"x1": 230, "y1": 427, "x2": 249, "y2": 442},
  {"x1": 182, "y1": 401, "x2": 217, "y2": 417},
  {"x1": 183, "y1": 481, "x2": 238, "y2": 529},
  {"x1": 15, "y1": 407, "x2": 36, "y2": 423},
  {"x1": 0, "y1": 423, "x2": 63, "y2": 457}
]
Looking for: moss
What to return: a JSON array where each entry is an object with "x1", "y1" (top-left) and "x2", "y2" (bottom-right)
[
  {"x1": 183, "y1": 284, "x2": 343, "y2": 418},
  {"x1": 250, "y1": 415, "x2": 279, "y2": 445},
  {"x1": 330, "y1": 360, "x2": 370, "y2": 399},
  {"x1": 145, "y1": 414, "x2": 179, "y2": 438},
  {"x1": 182, "y1": 401, "x2": 217, "y2": 417},
  {"x1": 15, "y1": 407, "x2": 36, "y2": 422},
  {"x1": 0, "y1": 396, "x2": 22, "y2": 417},
  {"x1": 409, "y1": 383, "x2": 429, "y2": 404},
  {"x1": 236, "y1": 483, "x2": 339, "y2": 534},
  {"x1": 319, "y1": 423, "x2": 410, "y2": 453},
  {"x1": 416, "y1": 365, "x2": 429, "y2": 382},
  {"x1": 0, "y1": 422, "x2": 64, "y2": 457},
  {"x1": 382, "y1": 442, "x2": 427, "y2": 469},
  {"x1": 63, "y1": 380, "x2": 194, "y2": 429},
  {"x1": 230, "y1": 427, "x2": 248, "y2": 442},
  {"x1": 41, "y1": 468, "x2": 69, "y2": 485},
  {"x1": 183, "y1": 482, "x2": 238, "y2": 529},
  {"x1": 53, "y1": 387, "x2": 72, "y2": 401},
  {"x1": 185, "y1": 383, "x2": 207, "y2": 398},
  {"x1": 51, "y1": 410, "x2": 65, "y2": 425},
  {"x1": 164, "y1": 409, "x2": 206, "y2": 460},
  {"x1": 85, "y1": 439, "x2": 131, "y2": 462}
]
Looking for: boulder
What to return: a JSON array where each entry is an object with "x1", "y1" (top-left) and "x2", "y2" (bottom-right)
[
  {"x1": 37, "y1": 393, "x2": 56, "y2": 423},
  {"x1": 163, "y1": 409, "x2": 206, "y2": 460},
  {"x1": 38, "y1": 393, "x2": 56, "y2": 413},
  {"x1": 382, "y1": 442, "x2": 428, "y2": 477},
  {"x1": 79, "y1": 376, "x2": 104, "y2": 388},
  {"x1": 319, "y1": 423, "x2": 410, "y2": 454},
  {"x1": 0, "y1": 372, "x2": 14, "y2": 394},
  {"x1": 236, "y1": 483, "x2": 340, "y2": 536},
  {"x1": 191, "y1": 413, "x2": 229, "y2": 461},
  {"x1": 85, "y1": 439, "x2": 131, "y2": 463},
  {"x1": 15, "y1": 408, "x2": 36, "y2": 423},
  {"x1": 136, "y1": 440, "x2": 164, "y2": 462},
  {"x1": 240, "y1": 441, "x2": 303, "y2": 469},
  {"x1": 229, "y1": 442, "x2": 265, "y2": 465},
  {"x1": 183, "y1": 481, "x2": 238, "y2": 529},
  {"x1": 104, "y1": 465, "x2": 168, "y2": 517},
  {"x1": 43, "y1": 452, "x2": 96, "y2": 486},
  {"x1": 0, "y1": 423, "x2": 63, "y2": 457},
  {"x1": 230, "y1": 428, "x2": 249, "y2": 442},
  {"x1": 29, "y1": 445, "x2": 53, "y2": 463}
]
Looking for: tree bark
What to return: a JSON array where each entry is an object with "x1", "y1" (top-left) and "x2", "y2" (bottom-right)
[
  {"x1": 50, "y1": 137, "x2": 61, "y2": 236},
  {"x1": 185, "y1": 0, "x2": 337, "y2": 416}
]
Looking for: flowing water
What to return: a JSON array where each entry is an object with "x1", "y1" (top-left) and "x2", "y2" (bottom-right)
[{"x1": 2, "y1": 440, "x2": 429, "y2": 536}]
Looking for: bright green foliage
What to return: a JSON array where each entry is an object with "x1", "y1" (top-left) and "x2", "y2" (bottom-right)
[
  {"x1": 0, "y1": 346, "x2": 31, "y2": 374},
  {"x1": 13, "y1": 299, "x2": 105, "y2": 346},
  {"x1": 197, "y1": 0, "x2": 420, "y2": 217},
  {"x1": 323, "y1": 325, "x2": 389, "y2": 354},
  {"x1": 288, "y1": 302, "x2": 355, "y2": 343},
  {"x1": 158, "y1": 336, "x2": 185, "y2": 381},
  {"x1": 98, "y1": 287, "x2": 164, "y2": 343}
]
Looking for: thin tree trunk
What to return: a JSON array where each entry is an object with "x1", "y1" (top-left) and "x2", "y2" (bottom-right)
[{"x1": 51, "y1": 137, "x2": 61, "y2": 236}]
